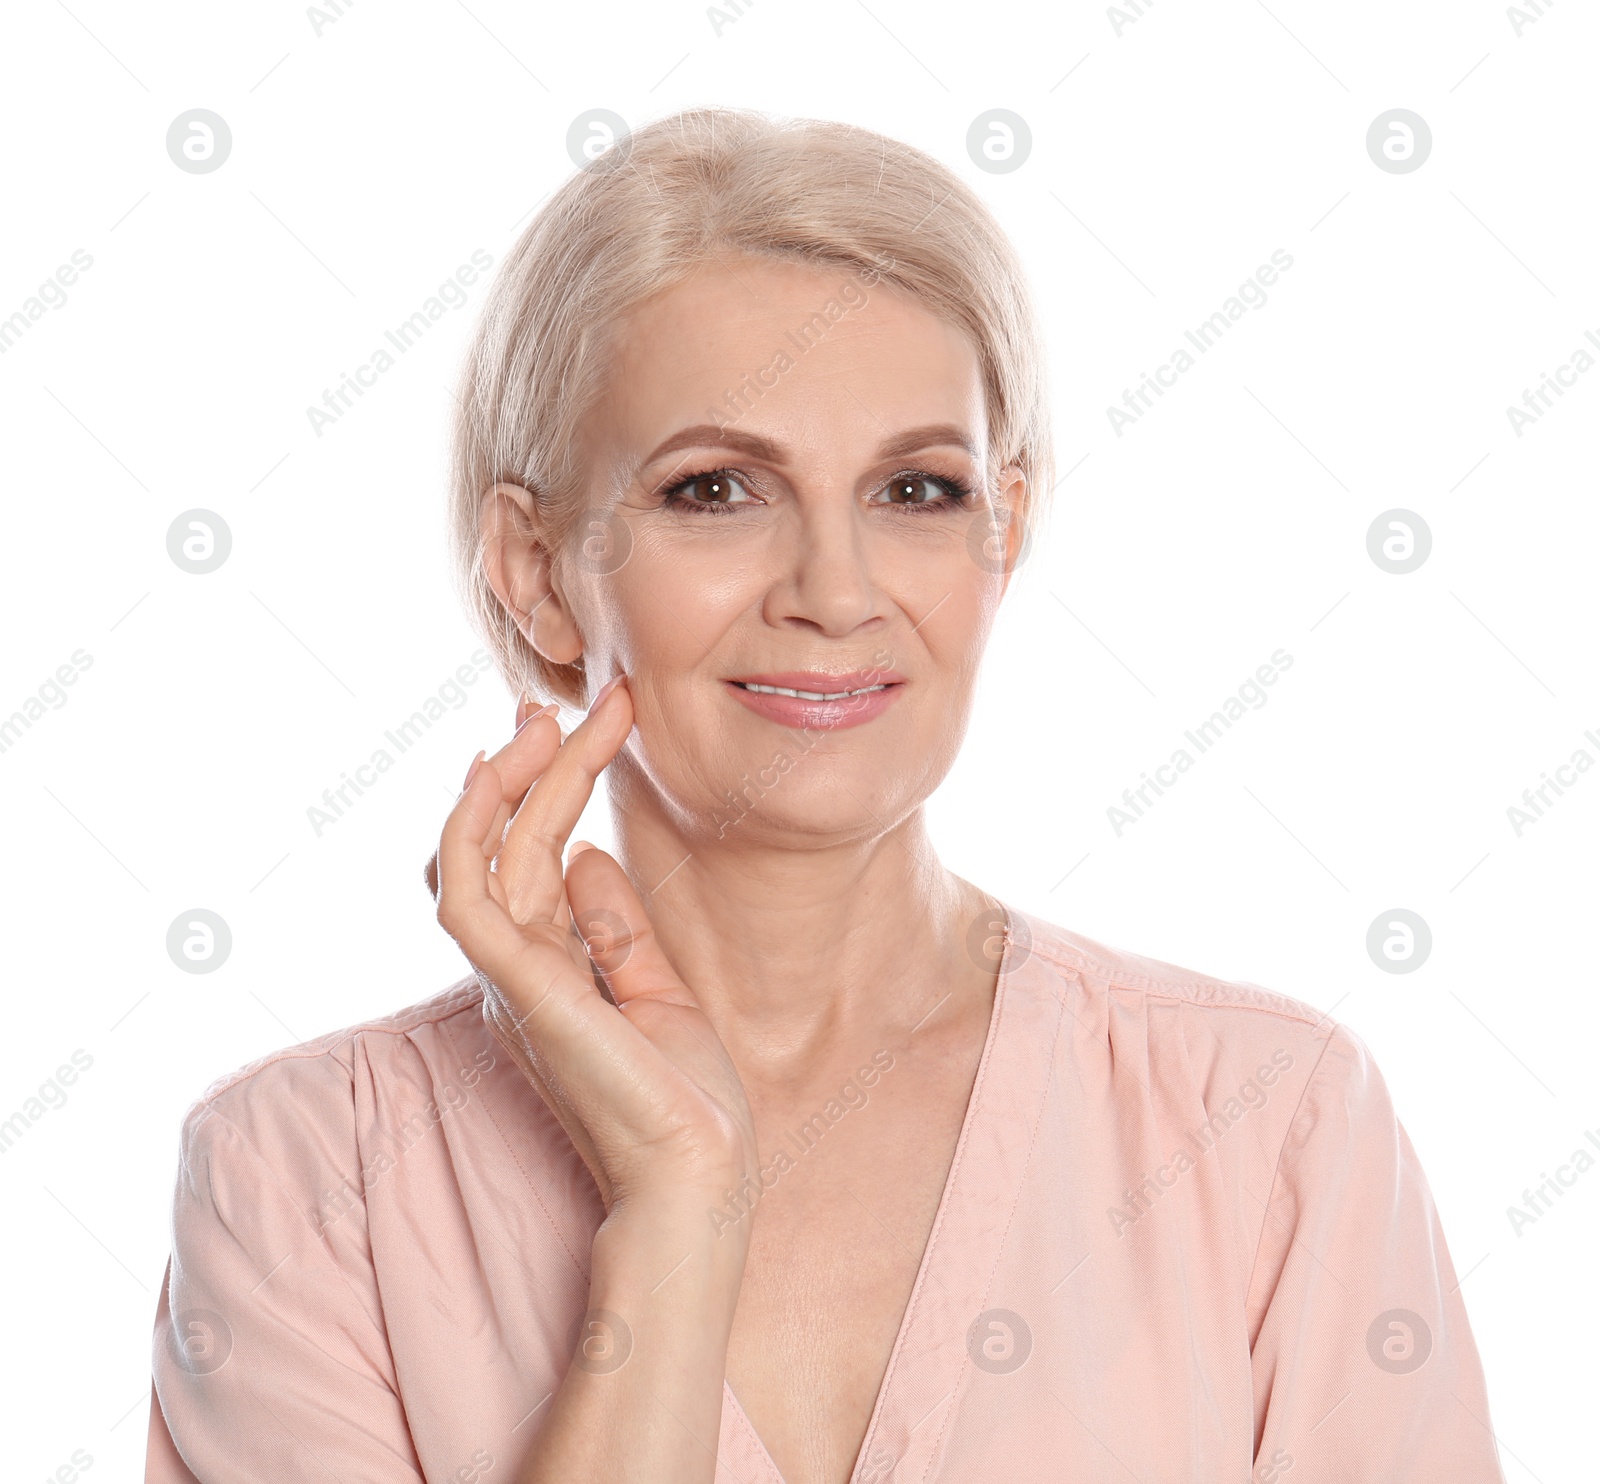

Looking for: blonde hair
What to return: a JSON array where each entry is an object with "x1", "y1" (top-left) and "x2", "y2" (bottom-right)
[{"x1": 449, "y1": 105, "x2": 1054, "y2": 708}]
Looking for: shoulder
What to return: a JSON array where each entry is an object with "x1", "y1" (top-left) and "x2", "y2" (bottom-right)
[
  {"x1": 1011, "y1": 907, "x2": 1329, "y2": 1028},
  {"x1": 1006, "y1": 905, "x2": 1374, "y2": 1106},
  {"x1": 172, "y1": 974, "x2": 490, "y2": 1171},
  {"x1": 1004, "y1": 907, "x2": 1413, "y2": 1248}
]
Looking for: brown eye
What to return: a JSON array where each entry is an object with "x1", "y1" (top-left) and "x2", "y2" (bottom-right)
[
  {"x1": 673, "y1": 471, "x2": 753, "y2": 505},
  {"x1": 873, "y1": 474, "x2": 962, "y2": 506}
]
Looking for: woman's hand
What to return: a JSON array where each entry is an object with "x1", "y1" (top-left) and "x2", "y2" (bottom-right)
[{"x1": 431, "y1": 678, "x2": 759, "y2": 1220}]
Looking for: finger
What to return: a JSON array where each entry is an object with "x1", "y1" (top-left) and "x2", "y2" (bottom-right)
[
  {"x1": 565, "y1": 844, "x2": 696, "y2": 1010},
  {"x1": 438, "y1": 743, "x2": 717, "y2": 1170},
  {"x1": 498, "y1": 679, "x2": 634, "y2": 922},
  {"x1": 564, "y1": 845, "x2": 742, "y2": 1096},
  {"x1": 438, "y1": 754, "x2": 604, "y2": 1029},
  {"x1": 435, "y1": 757, "x2": 536, "y2": 966},
  {"x1": 485, "y1": 702, "x2": 566, "y2": 829},
  {"x1": 425, "y1": 701, "x2": 565, "y2": 901}
]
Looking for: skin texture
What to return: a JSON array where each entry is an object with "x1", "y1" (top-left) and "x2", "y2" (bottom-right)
[{"x1": 433, "y1": 254, "x2": 1027, "y2": 1484}]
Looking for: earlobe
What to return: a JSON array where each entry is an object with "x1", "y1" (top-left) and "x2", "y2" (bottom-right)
[{"x1": 479, "y1": 482, "x2": 585, "y2": 666}]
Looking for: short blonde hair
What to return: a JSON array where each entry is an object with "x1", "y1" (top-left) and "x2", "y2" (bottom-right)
[{"x1": 449, "y1": 105, "x2": 1054, "y2": 708}]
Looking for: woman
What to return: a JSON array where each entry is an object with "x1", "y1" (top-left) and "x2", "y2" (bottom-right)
[{"x1": 146, "y1": 107, "x2": 1504, "y2": 1483}]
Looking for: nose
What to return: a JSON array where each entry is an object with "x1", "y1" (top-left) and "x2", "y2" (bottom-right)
[{"x1": 760, "y1": 486, "x2": 884, "y2": 637}]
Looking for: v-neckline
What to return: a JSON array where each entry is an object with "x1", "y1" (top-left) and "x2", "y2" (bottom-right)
[{"x1": 716, "y1": 902, "x2": 1068, "y2": 1484}]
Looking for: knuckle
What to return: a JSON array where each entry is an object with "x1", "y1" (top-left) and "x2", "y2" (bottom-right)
[
  {"x1": 497, "y1": 828, "x2": 549, "y2": 881},
  {"x1": 436, "y1": 891, "x2": 482, "y2": 943}
]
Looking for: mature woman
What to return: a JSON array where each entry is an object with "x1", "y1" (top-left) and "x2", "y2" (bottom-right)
[{"x1": 146, "y1": 108, "x2": 1504, "y2": 1483}]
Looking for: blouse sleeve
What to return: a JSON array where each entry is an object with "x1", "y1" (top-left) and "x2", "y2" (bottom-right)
[
  {"x1": 146, "y1": 1068, "x2": 427, "y2": 1483},
  {"x1": 1246, "y1": 1023, "x2": 1506, "y2": 1482}
]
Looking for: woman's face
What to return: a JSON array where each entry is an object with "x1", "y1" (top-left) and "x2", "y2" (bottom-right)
[{"x1": 516, "y1": 254, "x2": 1023, "y2": 848}]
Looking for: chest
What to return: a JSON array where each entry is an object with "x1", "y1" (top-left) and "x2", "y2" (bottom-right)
[{"x1": 722, "y1": 1051, "x2": 977, "y2": 1484}]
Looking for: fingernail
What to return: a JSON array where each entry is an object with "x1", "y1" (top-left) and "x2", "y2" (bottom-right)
[
  {"x1": 568, "y1": 839, "x2": 595, "y2": 860},
  {"x1": 515, "y1": 701, "x2": 560, "y2": 736},
  {"x1": 462, "y1": 749, "x2": 486, "y2": 790},
  {"x1": 587, "y1": 674, "x2": 626, "y2": 713}
]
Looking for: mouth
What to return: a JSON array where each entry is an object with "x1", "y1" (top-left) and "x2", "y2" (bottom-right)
[
  {"x1": 724, "y1": 670, "x2": 907, "y2": 730},
  {"x1": 734, "y1": 681, "x2": 890, "y2": 701}
]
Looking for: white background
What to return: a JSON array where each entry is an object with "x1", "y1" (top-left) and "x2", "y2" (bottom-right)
[{"x1": 1, "y1": 0, "x2": 1595, "y2": 1477}]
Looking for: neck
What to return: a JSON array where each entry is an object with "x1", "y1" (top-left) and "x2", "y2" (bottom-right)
[{"x1": 607, "y1": 776, "x2": 998, "y2": 1080}]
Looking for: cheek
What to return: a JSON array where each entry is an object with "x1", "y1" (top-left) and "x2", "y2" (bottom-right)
[
  {"x1": 937, "y1": 593, "x2": 1001, "y2": 682},
  {"x1": 881, "y1": 543, "x2": 1004, "y2": 673},
  {"x1": 585, "y1": 541, "x2": 748, "y2": 672}
]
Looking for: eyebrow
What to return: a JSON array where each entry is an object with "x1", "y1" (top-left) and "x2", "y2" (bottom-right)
[{"x1": 641, "y1": 421, "x2": 980, "y2": 468}]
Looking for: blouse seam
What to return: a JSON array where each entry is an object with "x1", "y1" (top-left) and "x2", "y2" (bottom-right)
[
  {"x1": 1023, "y1": 938, "x2": 1328, "y2": 1029},
  {"x1": 435, "y1": 1011, "x2": 590, "y2": 1280},
  {"x1": 723, "y1": 1379, "x2": 783, "y2": 1481},
  {"x1": 1241, "y1": 1024, "x2": 1346, "y2": 1313},
  {"x1": 183, "y1": 1099, "x2": 416, "y2": 1409},
  {"x1": 187, "y1": 982, "x2": 481, "y2": 1112}
]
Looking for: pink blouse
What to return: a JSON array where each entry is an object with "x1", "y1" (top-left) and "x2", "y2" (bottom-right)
[{"x1": 146, "y1": 906, "x2": 1506, "y2": 1482}]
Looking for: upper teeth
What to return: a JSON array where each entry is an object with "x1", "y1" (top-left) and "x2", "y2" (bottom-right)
[{"x1": 741, "y1": 683, "x2": 888, "y2": 701}]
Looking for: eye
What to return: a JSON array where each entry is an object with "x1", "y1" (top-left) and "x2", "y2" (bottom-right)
[
  {"x1": 870, "y1": 472, "x2": 973, "y2": 509},
  {"x1": 661, "y1": 468, "x2": 756, "y2": 512}
]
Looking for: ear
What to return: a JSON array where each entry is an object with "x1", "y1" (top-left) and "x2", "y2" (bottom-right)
[
  {"x1": 479, "y1": 483, "x2": 584, "y2": 666},
  {"x1": 994, "y1": 462, "x2": 1029, "y2": 591}
]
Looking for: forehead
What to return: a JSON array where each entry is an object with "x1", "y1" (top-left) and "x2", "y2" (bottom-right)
[{"x1": 585, "y1": 255, "x2": 988, "y2": 464}]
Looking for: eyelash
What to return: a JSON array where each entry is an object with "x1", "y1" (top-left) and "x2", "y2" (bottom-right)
[{"x1": 658, "y1": 467, "x2": 977, "y2": 515}]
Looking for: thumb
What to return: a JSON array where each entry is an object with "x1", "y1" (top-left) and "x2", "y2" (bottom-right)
[{"x1": 564, "y1": 844, "x2": 696, "y2": 1011}]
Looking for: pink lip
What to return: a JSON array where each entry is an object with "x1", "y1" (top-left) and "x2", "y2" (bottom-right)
[{"x1": 725, "y1": 669, "x2": 907, "y2": 731}]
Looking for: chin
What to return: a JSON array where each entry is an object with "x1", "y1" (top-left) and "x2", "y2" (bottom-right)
[{"x1": 702, "y1": 771, "x2": 909, "y2": 848}]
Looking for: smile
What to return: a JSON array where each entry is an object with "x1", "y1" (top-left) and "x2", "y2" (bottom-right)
[
  {"x1": 724, "y1": 670, "x2": 907, "y2": 731},
  {"x1": 735, "y1": 682, "x2": 889, "y2": 701}
]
